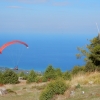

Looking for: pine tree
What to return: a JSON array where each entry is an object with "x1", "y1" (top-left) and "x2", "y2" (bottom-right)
[
  {"x1": 27, "y1": 70, "x2": 37, "y2": 83},
  {"x1": 18, "y1": 71, "x2": 27, "y2": 80},
  {"x1": 77, "y1": 36, "x2": 100, "y2": 71},
  {"x1": 88, "y1": 37, "x2": 100, "y2": 66},
  {"x1": 2, "y1": 70, "x2": 18, "y2": 84},
  {"x1": 43, "y1": 65, "x2": 56, "y2": 81}
]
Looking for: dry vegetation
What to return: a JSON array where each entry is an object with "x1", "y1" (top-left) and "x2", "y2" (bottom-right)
[{"x1": 0, "y1": 72, "x2": 100, "y2": 100}]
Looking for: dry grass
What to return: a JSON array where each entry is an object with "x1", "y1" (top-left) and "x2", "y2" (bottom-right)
[
  {"x1": 0, "y1": 72, "x2": 100, "y2": 100},
  {"x1": 68, "y1": 71, "x2": 100, "y2": 87},
  {"x1": 0, "y1": 80, "x2": 48, "y2": 100},
  {"x1": 52, "y1": 85, "x2": 100, "y2": 100},
  {"x1": 53, "y1": 72, "x2": 100, "y2": 100}
]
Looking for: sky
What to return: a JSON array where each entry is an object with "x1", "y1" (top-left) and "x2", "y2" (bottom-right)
[
  {"x1": 0, "y1": 0, "x2": 100, "y2": 71},
  {"x1": 0, "y1": 0, "x2": 100, "y2": 34}
]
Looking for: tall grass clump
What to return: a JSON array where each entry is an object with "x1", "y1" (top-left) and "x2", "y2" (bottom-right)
[
  {"x1": 88, "y1": 71, "x2": 100, "y2": 84},
  {"x1": 69, "y1": 71, "x2": 100, "y2": 86},
  {"x1": 39, "y1": 78, "x2": 69, "y2": 100},
  {"x1": 70, "y1": 73, "x2": 88, "y2": 86}
]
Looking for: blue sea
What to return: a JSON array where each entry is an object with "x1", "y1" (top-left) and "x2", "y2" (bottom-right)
[{"x1": 0, "y1": 33, "x2": 97, "y2": 72}]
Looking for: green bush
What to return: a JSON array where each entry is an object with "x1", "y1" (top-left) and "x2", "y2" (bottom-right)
[
  {"x1": 39, "y1": 78, "x2": 68, "y2": 100},
  {"x1": 63, "y1": 71, "x2": 72, "y2": 80},
  {"x1": 40, "y1": 88, "x2": 54, "y2": 100},
  {"x1": 75, "y1": 84, "x2": 81, "y2": 89},
  {"x1": 52, "y1": 79, "x2": 67, "y2": 94},
  {"x1": 6, "y1": 89, "x2": 17, "y2": 94},
  {"x1": 0, "y1": 72, "x2": 3, "y2": 84},
  {"x1": 18, "y1": 71, "x2": 28, "y2": 80},
  {"x1": 27, "y1": 70, "x2": 37, "y2": 83},
  {"x1": 35, "y1": 76, "x2": 43, "y2": 83},
  {"x1": 55, "y1": 68, "x2": 63, "y2": 78},
  {"x1": 71, "y1": 66, "x2": 85, "y2": 75},
  {"x1": 43, "y1": 65, "x2": 56, "y2": 81},
  {"x1": 42, "y1": 76, "x2": 48, "y2": 82},
  {"x1": 85, "y1": 62, "x2": 96, "y2": 72},
  {"x1": 2, "y1": 70, "x2": 18, "y2": 84}
]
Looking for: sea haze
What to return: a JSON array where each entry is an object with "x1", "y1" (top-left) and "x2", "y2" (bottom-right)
[{"x1": 0, "y1": 33, "x2": 97, "y2": 72}]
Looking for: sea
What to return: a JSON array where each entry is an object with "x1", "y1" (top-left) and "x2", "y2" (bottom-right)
[{"x1": 0, "y1": 32, "x2": 97, "y2": 72}]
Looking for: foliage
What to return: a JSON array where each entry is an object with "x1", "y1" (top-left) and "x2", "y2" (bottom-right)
[
  {"x1": 0, "y1": 72, "x2": 3, "y2": 84},
  {"x1": 75, "y1": 84, "x2": 81, "y2": 89},
  {"x1": 39, "y1": 87, "x2": 54, "y2": 100},
  {"x1": 51, "y1": 78, "x2": 68, "y2": 94},
  {"x1": 6, "y1": 89, "x2": 17, "y2": 94},
  {"x1": 76, "y1": 53, "x2": 81, "y2": 59},
  {"x1": 63, "y1": 71, "x2": 72, "y2": 80},
  {"x1": 2, "y1": 70, "x2": 18, "y2": 84},
  {"x1": 71, "y1": 66, "x2": 85, "y2": 75},
  {"x1": 18, "y1": 71, "x2": 28, "y2": 80},
  {"x1": 77, "y1": 36, "x2": 100, "y2": 72},
  {"x1": 43, "y1": 65, "x2": 56, "y2": 81},
  {"x1": 85, "y1": 62, "x2": 96, "y2": 72},
  {"x1": 88, "y1": 37, "x2": 100, "y2": 70},
  {"x1": 42, "y1": 77, "x2": 48, "y2": 82},
  {"x1": 76, "y1": 46, "x2": 88, "y2": 61},
  {"x1": 55, "y1": 68, "x2": 63, "y2": 77},
  {"x1": 89, "y1": 44, "x2": 100, "y2": 66},
  {"x1": 35, "y1": 76, "x2": 43, "y2": 83},
  {"x1": 39, "y1": 78, "x2": 68, "y2": 100},
  {"x1": 88, "y1": 72, "x2": 100, "y2": 84},
  {"x1": 27, "y1": 70, "x2": 37, "y2": 83}
]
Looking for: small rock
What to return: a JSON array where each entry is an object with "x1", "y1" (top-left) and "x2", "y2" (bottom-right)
[
  {"x1": 82, "y1": 91, "x2": 84, "y2": 94},
  {"x1": 70, "y1": 91, "x2": 75, "y2": 97},
  {"x1": 0, "y1": 88, "x2": 7, "y2": 96},
  {"x1": 89, "y1": 81, "x2": 93, "y2": 85}
]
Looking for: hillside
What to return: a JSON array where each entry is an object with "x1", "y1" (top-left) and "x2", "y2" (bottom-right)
[{"x1": 0, "y1": 72, "x2": 100, "y2": 100}]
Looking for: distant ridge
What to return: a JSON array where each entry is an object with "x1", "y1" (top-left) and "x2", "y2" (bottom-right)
[
  {"x1": 0, "y1": 66, "x2": 42, "y2": 75},
  {"x1": 0, "y1": 66, "x2": 30, "y2": 74}
]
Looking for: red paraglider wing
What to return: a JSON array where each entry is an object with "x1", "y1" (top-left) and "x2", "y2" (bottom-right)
[{"x1": 0, "y1": 40, "x2": 28, "y2": 54}]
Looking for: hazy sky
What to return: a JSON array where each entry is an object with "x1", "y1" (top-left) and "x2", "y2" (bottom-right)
[
  {"x1": 0, "y1": 0, "x2": 100, "y2": 34},
  {"x1": 1, "y1": 0, "x2": 100, "y2": 70}
]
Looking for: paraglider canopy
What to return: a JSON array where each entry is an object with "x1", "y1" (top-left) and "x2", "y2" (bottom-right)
[
  {"x1": 0, "y1": 51, "x2": 2, "y2": 54},
  {"x1": 0, "y1": 40, "x2": 28, "y2": 54}
]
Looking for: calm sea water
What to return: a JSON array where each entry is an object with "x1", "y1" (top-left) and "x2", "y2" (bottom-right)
[{"x1": 0, "y1": 33, "x2": 96, "y2": 71}]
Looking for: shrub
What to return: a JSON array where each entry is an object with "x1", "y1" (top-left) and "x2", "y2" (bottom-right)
[
  {"x1": 55, "y1": 68, "x2": 63, "y2": 78},
  {"x1": 85, "y1": 62, "x2": 96, "y2": 72},
  {"x1": 27, "y1": 70, "x2": 37, "y2": 83},
  {"x1": 75, "y1": 84, "x2": 81, "y2": 89},
  {"x1": 42, "y1": 76, "x2": 48, "y2": 82},
  {"x1": 39, "y1": 78, "x2": 68, "y2": 100},
  {"x1": 2, "y1": 70, "x2": 18, "y2": 84},
  {"x1": 52, "y1": 79, "x2": 68, "y2": 94},
  {"x1": 63, "y1": 71, "x2": 72, "y2": 80},
  {"x1": 40, "y1": 88, "x2": 54, "y2": 100},
  {"x1": 0, "y1": 72, "x2": 3, "y2": 84},
  {"x1": 43, "y1": 65, "x2": 56, "y2": 81},
  {"x1": 35, "y1": 76, "x2": 43, "y2": 83},
  {"x1": 71, "y1": 66, "x2": 85, "y2": 75},
  {"x1": 6, "y1": 89, "x2": 17, "y2": 94},
  {"x1": 18, "y1": 71, "x2": 28, "y2": 80}
]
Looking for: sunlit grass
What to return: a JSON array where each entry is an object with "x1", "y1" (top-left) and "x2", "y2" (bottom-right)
[
  {"x1": 1, "y1": 72, "x2": 100, "y2": 100},
  {"x1": 68, "y1": 71, "x2": 100, "y2": 87}
]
